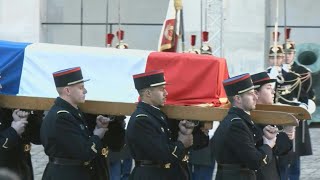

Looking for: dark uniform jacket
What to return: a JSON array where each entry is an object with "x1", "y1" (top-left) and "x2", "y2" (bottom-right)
[
  {"x1": 0, "y1": 108, "x2": 43, "y2": 180},
  {"x1": 275, "y1": 62, "x2": 313, "y2": 170},
  {"x1": 40, "y1": 97, "x2": 125, "y2": 180},
  {"x1": 189, "y1": 122, "x2": 215, "y2": 167},
  {"x1": 290, "y1": 62, "x2": 313, "y2": 157},
  {"x1": 213, "y1": 107, "x2": 273, "y2": 180},
  {"x1": 256, "y1": 130, "x2": 292, "y2": 180},
  {"x1": 291, "y1": 62, "x2": 315, "y2": 103},
  {"x1": 274, "y1": 63, "x2": 313, "y2": 156},
  {"x1": 126, "y1": 102, "x2": 191, "y2": 180}
]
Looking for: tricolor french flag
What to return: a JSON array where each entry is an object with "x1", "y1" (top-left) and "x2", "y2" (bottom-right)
[{"x1": 0, "y1": 40, "x2": 229, "y2": 106}]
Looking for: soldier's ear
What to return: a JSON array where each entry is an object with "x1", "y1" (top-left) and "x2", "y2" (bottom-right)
[
  {"x1": 64, "y1": 86, "x2": 71, "y2": 96},
  {"x1": 233, "y1": 95, "x2": 241, "y2": 103},
  {"x1": 146, "y1": 89, "x2": 152, "y2": 97}
]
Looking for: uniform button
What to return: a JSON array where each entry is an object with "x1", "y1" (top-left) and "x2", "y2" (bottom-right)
[
  {"x1": 86, "y1": 126, "x2": 88, "y2": 128},
  {"x1": 253, "y1": 134, "x2": 256, "y2": 137},
  {"x1": 90, "y1": 167, "x2": 93, "y2": 170}
]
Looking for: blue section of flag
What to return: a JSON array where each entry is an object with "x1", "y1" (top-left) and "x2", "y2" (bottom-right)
[{"x1": 0, "y1": 40, "x2": 31, "y2": 95}]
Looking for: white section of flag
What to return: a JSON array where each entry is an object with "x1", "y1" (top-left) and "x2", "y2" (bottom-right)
[{"x1": 18, "y1": 43, "x2": 152, "y2": 103}]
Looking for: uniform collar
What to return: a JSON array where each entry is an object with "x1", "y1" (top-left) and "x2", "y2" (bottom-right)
[
  {"x1": 229, "y1": 106, "x2": 254, "y2": 125},
  {"x1": 137, "y1": 101, "x2": 167, "y2": 122},
  {"x1": 55, "y1": 97, "x2": 83, "y2": 119}
]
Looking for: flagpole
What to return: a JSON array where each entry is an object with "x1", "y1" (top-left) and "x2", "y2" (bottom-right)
[
  {"x1": 273, "y1": 0, "x2": 279, "y2": 66},
  {"x1": 204, "y1": 0, "x2": 208, "y2": 31},
  {"x1": 105, "y1": 0, "x2": 110, "y2": 47},
  {"x1": 180, "y1": 6, "x2": 185, "y2": 52},
  {"x1": 284, "y1": 0, "x2": 288, "y2": 62},
  {"x1": 200, "y1": 0, "x2": 203, "y2": 49},
  {"x1": 80, "y1": 0, "x2": 83, "y2": 46},
  {"x1": 118, "y1": 0, "x2": 121, "y2": 46}
]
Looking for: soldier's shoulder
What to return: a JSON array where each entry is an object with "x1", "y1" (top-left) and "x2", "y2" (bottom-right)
[
  {"x1": 230, "y1": 117, "x2": 242, "y2": 122},
  {"x1": 57, "y1": 110, "x2": 70, "y2": 114},
  {"x1": 135, "y1": 114, "x2": 148, "y2": 118},
  {"x1": 295, "y1": 63, "x2": 311, "y2": 72}
]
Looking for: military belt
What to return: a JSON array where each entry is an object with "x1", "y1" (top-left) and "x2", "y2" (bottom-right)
[
  {"x1": 135, "y1": 160, "x2": 170, "y2": 169},
  {"x1": 218, "y1": 164, "x2": 250, "y2": 171},
  {"x1": 49, "y1": 157, "x2": 90, "y2": 166}
]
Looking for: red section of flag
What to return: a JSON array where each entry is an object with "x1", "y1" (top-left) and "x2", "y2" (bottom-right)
[
  {"x1": 145, "y1": 52, "x2": 229, "y2": 106},
  {"x1": 159, "y1": 19, "x2": 178, "y2": 52}
]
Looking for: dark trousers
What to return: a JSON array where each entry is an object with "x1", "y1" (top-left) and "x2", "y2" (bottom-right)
[
  {"x1": 109, "y1": 158, "x2": 133, "y2": 180},
  {"x1": 190, "y1": 163, "x2": 215, "y2": 180},
  {"x1": 279, "y1": 156, "x2": 300, "y2": 180}
]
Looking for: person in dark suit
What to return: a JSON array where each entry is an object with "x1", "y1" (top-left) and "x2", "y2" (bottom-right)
[
  {"x1": 41, "y1": 67, "x2": 123, "y2": 180},
  {"x1": 188, "y1": 122, "x2": 216, "y2": 180},
  {"x1": 212, "y1": 73, "x2": 277, "y2": 180},
  {"x1": 251, "y1": 72, "x2": 294, "y2": 180},
  {"x1": 126, "y1": 70, "x2": 194, "y2": 180},
  {"x1": 277, "y1": 28, "x2": 314, "y2": 180},
  {"x1": 0, "y1": 108, "x2": 43, "y2": 180}
]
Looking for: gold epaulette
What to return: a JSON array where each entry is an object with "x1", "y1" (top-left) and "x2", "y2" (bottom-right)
[
  {"x1": 57, "y1": 110, "x2": 69, "y2": 114},
  {"x1": 136, "y1": 114, "x2": 148, "y2": 118}
]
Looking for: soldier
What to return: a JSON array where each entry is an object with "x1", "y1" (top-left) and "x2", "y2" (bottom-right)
[
  {"x1": 212, "y1": 73, "x2": 277, "y2": 180},
  {"x1": 251, "y1": 72, "x2": 294, "y2": 180},
  {"x1": 0, "y1": 109, "x2": 43, "y2": 180},
  {"x1": 278, "y1": 28, "x2": 314, "y2": 180},
  {"x1": 40, "y1": 67, "x2": 122, "y2": 180},
  {"x1": 126, "y1": 70, "x2": 194, "y2": 180}
]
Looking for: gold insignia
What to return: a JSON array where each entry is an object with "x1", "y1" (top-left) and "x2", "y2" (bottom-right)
[
  {"x1": 161, "y1": 127, "x2": 164, "y2": 132},
  {"x1": 101, "y1": 147, "x2": 109, "y2": 157},
  {"x1": 263, "y1": 155, "x2": 268, "y2": 165},
  {"x1": 2, "y1": 138, "x2": 8, "y2": 149},
  {"x1": 182, "y1": 155, "x2": 189, "y2": 162},
  {"x1": 91, "y1": 143, "x2": 97, "y2": 153},
  {"x1": 57, "y1": 110, "x2": 69, "y2": 114},
  {"x1": 164, "y1": 163, "x2": 171, "y2": 169},
  {"x1": 164, "y1": 25, "x2": 174, "y2": 41},
  {"x1": 83, "y1": 161, "x2": 90, "y2": 166},
  {"x1": 24, "y1": 144, "x2": 31, "y2": 152}
]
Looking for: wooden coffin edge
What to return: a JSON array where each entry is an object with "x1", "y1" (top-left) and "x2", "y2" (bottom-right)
[{"x1": 0, "y1": 95, "x2": 298, "y2": 126}]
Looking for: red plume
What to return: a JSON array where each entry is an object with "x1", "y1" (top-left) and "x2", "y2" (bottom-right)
[
  {"x1": 191, "y1": 35, "x2": 196, "y2": 46},
  {"x1": 202, "y1": 31, "x2": 209, "y2": 42},
  {"x1": 285, "y1": 28, "x2": 291, "y2": 40}
]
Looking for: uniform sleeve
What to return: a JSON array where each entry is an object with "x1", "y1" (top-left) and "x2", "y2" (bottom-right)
[
  {"x1": 0, "y1": 127, "x2": 20, "y2": 150},
  {"x1": 55, "y1": 113, "x2": 103, "y2": 161},
  {"x1": 130, "y1": 116, "x2": 186, "y2": 163},
  {"x1": 25, "y1": 110, "x2": 43, "y2": 145},
  {"x1": 192, "y1": 123, "x2": 209, "y2": 150},
  {"x1": 225, "y1": 120, "x2": 273, "y2": 170},
  {"x1": 0, "y1": 108, "x2": 20, "y2": 150},
  {"x1": 103, "y1": 116, "x2": 126, "y2": 152},
  {"x1": 273, "y1": 132, "x2": 292, "y2": 156}
]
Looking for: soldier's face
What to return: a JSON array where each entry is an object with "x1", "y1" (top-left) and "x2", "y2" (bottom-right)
[
  {"x1": 239, "y1": 89, "x2": 257, "y2": 111},
  {"x1": 284, "y1": 51, "x2": 295, "y2": 64},
  {"x1": 67, "y1": 82, "x2": 87, "y2": 104},
  {"x1": 269, "y1": 56, "x2": 283, "y2": 66},
  {"x1": 256, "y1": 83, "x2": 275, "y2": 105},
  {"x1": 149, "y1": 85, "x2": 168, "y2": 107}
]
